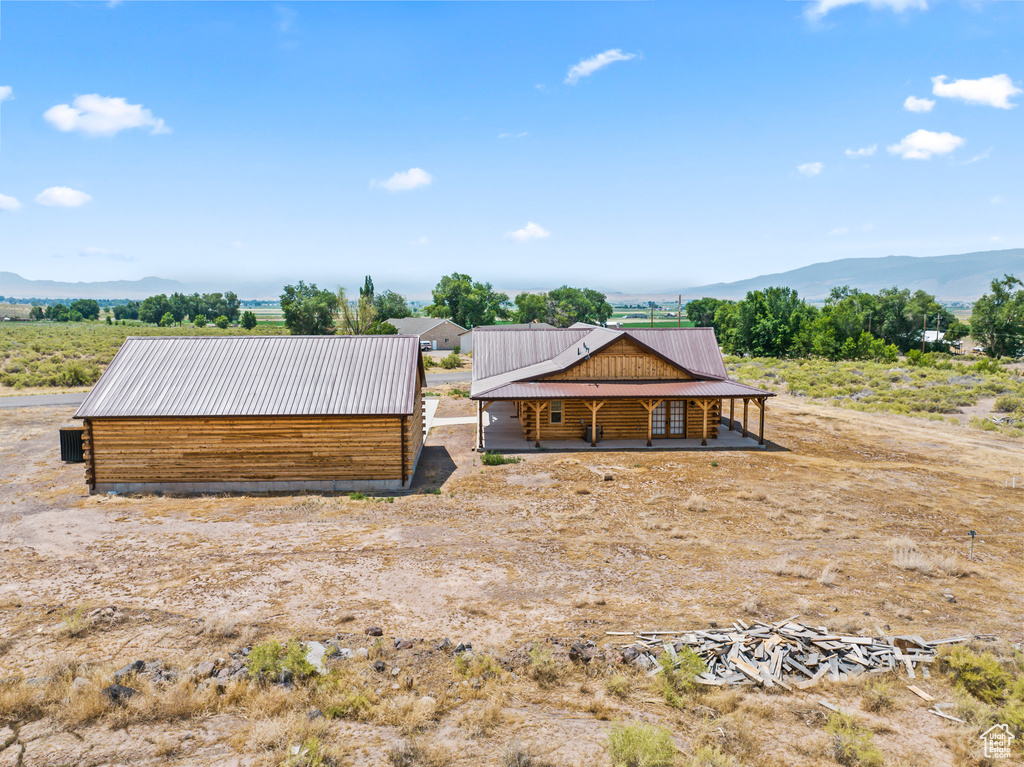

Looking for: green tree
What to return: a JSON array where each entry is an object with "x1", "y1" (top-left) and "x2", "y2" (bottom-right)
[
  {"x1": 512, "y1": 292, "x2": 548, "y2": 324},
  {"x1": 425, "y1": 273, "x2": 509, "y2": 328},
  {"x1": 158, "y1": 312, "x2": 175, "y2": 327},
  {"x1": 685, "y1": 297, "x2": 735, "y2": 339},
  {"x1": 337, "y1": 286, "x2": 378, "y2": 334},
  {"x1": 726, "y1": 287, "x2": 817, "y2": 357},
  {"x1": 29, "y1": 305, "x2": 44, "y2": 321},
  {"x1": 540, "y1": 286, "x2": 614, "y2": 327},
  {"x1": 45, "y1": 304, "x2": 70, "y2": 321},
  {"x1": 223, "y1": 291, "x2": 241, "y2": 322},
  {"x1": 139, "y1": 294, "x2": 172, "y2": 324},
  {"x1": 241, "y1": 310, "x2": 258, "y2": 330},
  {"x1": 112, "y1": 301, "x2": 139, "y2": 321},
  {"x1": 971, "y1": 275, "x2": 1024, "y2": 358},
  {"x1": 69, "y1": 299, "x2": 100, "y2": 320},
  {"x1": 169, "y1": 292, "x2": 190, "y2": 324},
  {"x1": 214, "y1": 315, "x2": 230, "y2": 329},
  {"x1": 373, "y1": 290, "x2": 411, "y2": 322},
  {"x1": 280, "y1": 282, "x2": 339, "y2": 335},
  {"x1": 193, "y1": 314, "x2": 208, "y2": 328}
]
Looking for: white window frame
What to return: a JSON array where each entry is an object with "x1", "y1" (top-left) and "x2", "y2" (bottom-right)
[{"x1": 549, "y1": 400, "x2": 563, "y2": 425}]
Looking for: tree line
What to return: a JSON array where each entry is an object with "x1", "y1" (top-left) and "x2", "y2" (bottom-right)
[
  {"x1": 279, "y1": 273, "x2": 613, "y2": 335},
  {"x1": 686, "y1": 275, "x2": 1024, "y2": 360}
]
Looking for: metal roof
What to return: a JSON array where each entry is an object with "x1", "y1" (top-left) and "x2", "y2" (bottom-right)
[
  {"x1": 470, "y1": 326, "x2": 770, "y2": 400},
  {"x1": 75, "y1": 335, "x2": 424, "y2": 419},
  {"x1": 385, "y1": 317, "x2": 466, "y2": 336},
  {"x1": 459, "y1": 322, "x2": 556, "y2": 336},
  {"x1": 475, "y1": 379, "x2": 775, "y2": 401}
]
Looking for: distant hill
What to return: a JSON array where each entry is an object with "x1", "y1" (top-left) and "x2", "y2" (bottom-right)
[
  {"x1": 0, "y1": 273, "x2": 286, "y2": 301},
  {"x1": 668, "y1": 248, "x2": 1024, "y2": 302}
]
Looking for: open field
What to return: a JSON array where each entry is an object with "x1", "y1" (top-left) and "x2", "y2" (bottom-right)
[{"x1": 1, "y1": 392, "x2": 1022, "y2": 766}]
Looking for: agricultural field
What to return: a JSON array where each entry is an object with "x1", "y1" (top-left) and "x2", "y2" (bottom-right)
[
  {"x1": 0, "y1": 390, "x2": 1022, "y2": 766},
  {"x1": 0, "y1": 322, "x2": 285, "y2": 391},
  {"x1": 728, "y1": 356, "x2": 1024, "y2": 436}
]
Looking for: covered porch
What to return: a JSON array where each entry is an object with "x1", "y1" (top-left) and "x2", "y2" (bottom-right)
[{"x1": 475, "y1": 398, "x2": 769, "y2": 452}]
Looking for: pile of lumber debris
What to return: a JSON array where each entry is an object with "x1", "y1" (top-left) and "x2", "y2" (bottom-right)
[{"x1": 609, "y1": 618, "x2": 974, "y2": 691}]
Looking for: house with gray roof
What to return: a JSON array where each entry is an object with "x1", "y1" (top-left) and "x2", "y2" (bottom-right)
[{"x1": 385, "y1": 317, "x2": 466, "y2": 350}]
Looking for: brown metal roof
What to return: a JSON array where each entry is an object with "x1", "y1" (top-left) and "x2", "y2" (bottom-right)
[
  {"x1": 470, "y1": 326, "x2": 771, "y2": 400},
  {"x1": 474, "y1": 380, "x2": 775, "y2": 401},
  {"x1": 75, "y1": 335, "x2": 424, "y2": 419}
]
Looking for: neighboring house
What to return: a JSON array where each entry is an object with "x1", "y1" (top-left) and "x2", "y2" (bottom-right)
[
  {"x1": 74, "y1": 335, "x2": 425, "y2": 494},
  {"x1": 386, "y1": 317, "x2": 466, "y2": 350},
  {"x1": 470, "y1": 327, "x2": 774, "y2": 449},
  {"x1": 923, "y1": 330, "x2": 945, "y2": 343},
  {"x1": 458, "y1": 322, "x2": 556, "y2": 354}
]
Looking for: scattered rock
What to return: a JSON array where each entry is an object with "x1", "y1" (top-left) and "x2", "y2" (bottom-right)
[
  {"x1": 334, "y1": 648, "x2": 354, "y2": 660},
  {"x1": 395, "y1": 639, "x2": 414, "y2": 651},
  {"x1": 277, "y1": 669, "x2": 294, "y2": 685},
  {"x1": 391, "y1": 683, "x2": 400, "y2": 690},
  {"x1": 436, "y1": 638, "x2": 453, "y2": 651},
  {"x1": 373, "y1": 660, "x2": 386, "y2": 673},
  {"x1": 603, "y1": 474, "x2": 613, "y2": 481},
  {"x1": 631, "y1": 654, "x2": 655, "y2": 671},
  {"x1": 365, "y1": 626, "x2": 384, "y2": 637},
  {"x1": 621, "y1": 647, "x2": 640, "y2": 663},
  {"x1": 391, "y1": 666, "x2": 401, "y2": 677},
  {"x1": 113, "y1": 660, "x2": 146, "y2": 683},
  {"x1": 304, "y1": 642, "x2": 327, "y2": 674},
  {"x1": 568, "y1": 641, "x2": 590, "y2": 664},
  {"x1": 72, "y1": 677, "x2": 89, "y2": 690},
  {"x1": 708, "y1": 621, "x2": 718, "y2": 629},
  {"x1": 194, "y1": 660, "x2": 216, "y2": 679},
  {"x1": 944, "y1": 594, "x2": 957, "y2": 603},
  {"x1": 102, "y1": 684, "x2": 137, "y2": 705},
  {"x1": 454, "y1": 641, "x2": 472, "y2": 654},
  {"x1": 355, "y1": 648, "x2": 369, "y2": 659},
  {"x1": 306, "y1": 708, "x2": 324, "y2": 720}
]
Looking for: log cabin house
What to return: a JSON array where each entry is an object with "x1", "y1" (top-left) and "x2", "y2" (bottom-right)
[
  {"x1": 470, "y1": 327, "x2": 773, "y2": 450},
  {"x1": 74, "y1": 335, "x2": 425, "y2": 494}
]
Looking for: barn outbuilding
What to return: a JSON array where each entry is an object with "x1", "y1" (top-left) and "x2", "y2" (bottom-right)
[
  {"x1": 471, "y1": 327, "x2": 774, "y2": 450},
  {"x1": 384, "y1": 317, "x2": 466, "y2": 350},
  {"x1": 74, "y1": 335, "x2": 425, "y2": 494}
]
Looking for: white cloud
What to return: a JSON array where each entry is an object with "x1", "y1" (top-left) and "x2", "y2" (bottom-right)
[
  {"x1": 887, "y1": 129, "x2": 964, "y2": 159},
  {"x1": 0, "y1": 86, "x2": 12, "y2": 102},
  {"x1": 964, "y1": 148, "x2": 991, "y2": 164},
  {"x1": 828, "y1": 226, "x2": 849, "y2": 236},
  {"x1": 0, "y1": 193, "x2": 22, "y2": 211},
  {"x1": 411, "y1": 236, "x2": 428, "y2": 246},
  {"x1": 932, "y1": 74, "x2": 1021, "y2": 109},
  {"x1": 506, "y1": 222, "x2": 551, "y2": 242},
  {"x1": 36, "y1": 186, "x2": 93, "y2": 207},
  {"x1": 376, "y1": 168, "x2": 432, "y2": 192},
  {"x1": 797, "y1": 162, "x2": 824, "y2": 176},
  {"x1": 79, "y1": 247, "x2": 132, "y2": 262},
  {"x1": 806, "y1": 0, "x2": 927, "y2": 20},
  {"x1": 565, "y1": 49, "x2": 636, "y2": 85},
  {"x1": 499, "y1": 132, "x2": 529, "y2": 139},
  {"x1": 44, "y1": 94, "x2": 171, "y2": 137},
  {"x1": 845, "y1": 145, "x2": 877, "y2": 157},
  {"x1": 903, "y1": 95, "x2": 935, "y2": 112}
]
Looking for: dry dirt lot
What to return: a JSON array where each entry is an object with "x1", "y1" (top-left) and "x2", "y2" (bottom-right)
[{"x1": 0, "y1": 396, "x2": 1021, "y2": 766}]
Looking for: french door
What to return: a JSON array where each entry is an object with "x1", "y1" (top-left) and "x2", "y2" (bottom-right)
[{"x1": 652, "y1": 400, "x2": 686, "y2": 437}]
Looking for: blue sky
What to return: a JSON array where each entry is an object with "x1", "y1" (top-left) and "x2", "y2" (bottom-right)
[{"x1": 0, "y1": 0, "x2": 1022, "y2": 296}]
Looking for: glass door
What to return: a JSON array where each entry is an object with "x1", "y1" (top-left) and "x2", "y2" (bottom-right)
[
  {"x1": 652, "y1": 401, "x2": 666, "y2": 435},
  {"x1": 669, "y1": 400, "x2": 686, "y2": 436}
]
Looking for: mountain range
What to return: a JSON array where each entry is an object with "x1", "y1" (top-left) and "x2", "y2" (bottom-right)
[{"x1": 2, "y1": 248, "x2": 1021, "y2": 303}]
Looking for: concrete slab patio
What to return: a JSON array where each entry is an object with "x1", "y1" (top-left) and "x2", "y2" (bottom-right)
[{"x1": 477, "y1": 401, "x2": 767, "y2": 452}]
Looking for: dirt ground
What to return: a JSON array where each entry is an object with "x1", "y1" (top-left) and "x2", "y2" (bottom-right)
[{"x1": 0, "y1": 396, "x2": 1022, "y2": 766}]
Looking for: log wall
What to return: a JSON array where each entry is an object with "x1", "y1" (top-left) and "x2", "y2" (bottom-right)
[
  {"x1": 87, "y1": 416, "x2": 408, "y2": 484},
  {"x1": 517, "y1": 398, "x2": 721, "y2": 442}
]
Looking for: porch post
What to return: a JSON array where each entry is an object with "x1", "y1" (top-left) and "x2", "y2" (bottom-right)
[
  {"x1": 742, "y1": 398, "x2": 749, "y2": 438},
  {"x1": 701, "y1": 399, "x2": 709, "y2": 447},
  {"x1": 535, "y1": 402, "x2": 542, "y2": 448},
  {"x1": 758, "y1": 397, "x2": 766, "y2": 446},
  {"x1": 585, "y1": 400, "x2": 604, "y2": 447},
  {"x1": 729, "y1": 398, "x2": 735, "y2": 431},
  {"x1": 477, "y1": 400, "x2": 483, "y2": 451}
]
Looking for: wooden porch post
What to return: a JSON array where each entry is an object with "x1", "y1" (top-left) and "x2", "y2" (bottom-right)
[
  {"x1": 530, "y1": 401, "x2": 548, "y2": 448},
  {"x1": 742, "y1": 398, "x2": 749, "y2": 439},
  {"x1": 729, "y1": 398, "x2": 735, "y2": 431},
  {"x1": 585, "y1": 400, "x2": 605, "y2": 447},
  {"x1": 477, "y1": 400, "x2": 483, "y2": 451},
  {"x1": 638, "y1": 400, "x2": 662, "y2": 447},
  {"x1": 758, "y1": 397, "x2": 766, "y2": 446}
]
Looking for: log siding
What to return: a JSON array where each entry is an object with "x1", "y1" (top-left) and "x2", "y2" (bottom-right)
[{"x1": 543, "y1": 337, "x2": 691, "y2": 381}]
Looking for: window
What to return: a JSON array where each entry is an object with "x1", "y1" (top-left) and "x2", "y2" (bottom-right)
[{"x1": 550, "y1": 400, "x2": 563, "y2": 424}]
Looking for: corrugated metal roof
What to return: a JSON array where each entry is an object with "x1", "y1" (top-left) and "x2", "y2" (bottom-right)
[
  {"x1": 75, "y1": 335, "x2": 424, "y2": 418},
  {"x1": 385, "y1": 317, "x2": 466, "y2": 336},
  {"x1": 470, "y1": 326, "x2": 770, "y2": 400},
  {"x1": 477, "y1": 379, "x2": 774, "y2": 400},
  {"x1": 460, "y1": 322, "x2": 556, "y2": 336}
]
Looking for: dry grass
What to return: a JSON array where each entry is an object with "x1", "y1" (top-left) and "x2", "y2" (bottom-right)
[
  {"x1": 893, "y1": 549, "x2": 973, "y2": 577},
  {"x1": 817, "y1": 563, "x2": 838, "y2": 586},
  {"x1": 389, "y1": 738, "x2": 454, "y2": 767},
  {"x1": 741, "y1": 595, "x2": 763, "y2": 615},
  {"x1": 456, "y1": 694, "x2": 505, "y2": 737},
  {"x1": 379, "y1": 694, "x2": 439, "y2": 735},
  {"x1": 685, "y1": 493, "x2": 710, "y2": 512},
  {"x1": 861, "y1": 678, "x2": 898, "y2": 713},
  {"x1": 770, "y1": 556, "x2": 816, "y2": 579}
]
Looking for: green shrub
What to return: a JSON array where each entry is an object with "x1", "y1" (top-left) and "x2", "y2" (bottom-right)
[
  {"x1": 826, "y1": 713, "x2": 883, "y2": 767},
  {"x1": 994, "y1": 395, "x2": 1023, "y2": 413},
  {"x1": 349, "y1": 491, "x2": 367, "y2": 500},
  {"x1": 682, "y1": 745, "x2": 738, "y2": 767},
  {"x1": 481, "y1": 452, "x2": 521, "y2": 466},
  {"x1": 940, "y1": 646, "x2": 1011, "y2": 703},
  {"x1": 439, "y1": 352, "x2": 461, "y2": 369},
  {"x1": 215, "y1": 315, "x2": 230, "y2": 329},
  {"x1": 607, "y1": 721, "x2": 676, "y2": 767},
  {"x1": 246, "y1": 639, "x2": 283, "y2": 677},
  {"x1": 282, "y1": 639, "x2": 317, "y2": 679},
  {"x1": 528, "y1": 645, "x2": 562, "y2": 689},
  {"x1": 450, "y1": 387, "x2": 470, "y2": 398},
  {"x1": 241, "y1": 310, "x2": 258, "y2": 330},
  {"x1": 657, "y1": 647, "x2": 706, "y2": 708},
  {"x1": 193, "y1": 314, "x2": 208, "y2": 328}
]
